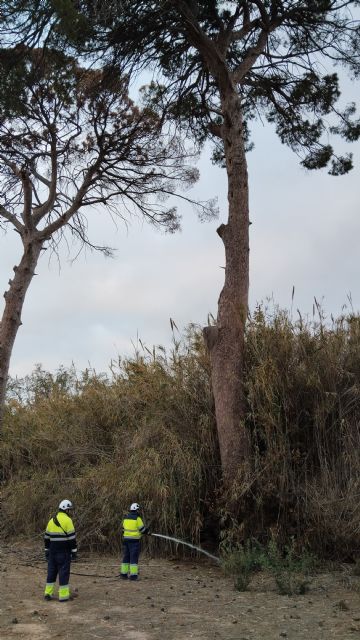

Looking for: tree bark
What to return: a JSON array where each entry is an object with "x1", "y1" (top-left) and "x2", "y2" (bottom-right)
[
  {"x1": 204, "y1": 89, "x2": 250, "y2": 483},
  {"x1": 173, "y1": 4, "x2": 252, "y2": 483},
  {"x1": 0, "y1": 235, "x2": 42, "y2": 426}
]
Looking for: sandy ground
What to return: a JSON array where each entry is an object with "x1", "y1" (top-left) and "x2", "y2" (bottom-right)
[{"x1": 1, "y1": 542, "x2": 360, "y2": 640}]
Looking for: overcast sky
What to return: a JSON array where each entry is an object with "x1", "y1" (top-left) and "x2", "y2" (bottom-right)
[{"x1": 1, "y1": 88, "x2": 359, "y2": 378}]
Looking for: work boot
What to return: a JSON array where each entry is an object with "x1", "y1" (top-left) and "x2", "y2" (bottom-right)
[
  {"x1": 120, "y1": 574, "x2": 128, "y2": 580},
  {"x1": 44, "y1": 595, "x2": 52, "y2": 601}
]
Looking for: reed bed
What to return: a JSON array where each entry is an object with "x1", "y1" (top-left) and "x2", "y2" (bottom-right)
[{"x1": 1, "y1": 310, "x2": 359, "y2": 558}]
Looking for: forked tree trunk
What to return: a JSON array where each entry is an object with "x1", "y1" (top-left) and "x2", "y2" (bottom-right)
[
  {"x1": 0, "y1": 236, "x2": 42, "y2": 426},
  {"x1": 204, "y1": 91, "x2": 250, "y2": 482}
]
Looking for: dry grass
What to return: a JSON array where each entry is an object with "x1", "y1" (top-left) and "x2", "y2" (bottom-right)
[{"x1": 1, "y1": 327, "x2": 218, "y2": 552}]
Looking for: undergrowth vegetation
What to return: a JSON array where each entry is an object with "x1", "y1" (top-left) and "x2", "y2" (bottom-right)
[
  {"x1": 1, "y1": 307, "x2": 360, "y2": 560},
  {"x1": 221, "y1": 538, "x2": 315, "y2": 594},
  {"x1": 0, "y1": 326, "x2": 218, "y2": 553}
]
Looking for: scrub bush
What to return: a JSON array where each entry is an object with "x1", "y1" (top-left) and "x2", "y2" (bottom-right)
[
  {"x1": 220, "y1": 539, "x2": 265, "y2": 590},
  {"x1": 221, "y1": 538, "x2": 314, "y2": 594}
]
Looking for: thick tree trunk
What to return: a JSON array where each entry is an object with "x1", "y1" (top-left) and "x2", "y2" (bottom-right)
[
  {"x1": 0, "y1": 236, "x2": 42, "y2": 427},
  {"x1": 204, "y1": 91, "x2": 250, "y2": 483}
]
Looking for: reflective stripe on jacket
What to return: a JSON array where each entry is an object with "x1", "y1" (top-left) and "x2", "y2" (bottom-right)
[
  {"x1": 44, "y1": 511, "x2": 77, "y2": 552},
  {"x1": 122, "y1": 512, "x2": 146, "y2": 540}
]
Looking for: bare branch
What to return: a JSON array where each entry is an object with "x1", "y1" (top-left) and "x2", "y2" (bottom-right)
[{"x1": 0, "y1": 204, "x2": 24, "y2": 233}]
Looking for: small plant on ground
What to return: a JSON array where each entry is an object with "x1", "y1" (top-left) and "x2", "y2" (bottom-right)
[
  {"x1": 264, "y1": 538, "x2": 315, "y2": 596},
  {"x1": 220, "y1": 539, "x2": 266, "y2": 591},
  {"x1": 221, "y1": 537, "x2": 315, "y2": 595}
]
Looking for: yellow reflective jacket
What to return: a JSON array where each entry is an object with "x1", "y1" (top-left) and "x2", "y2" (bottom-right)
[
  {"x1": 122, "y1": 512, "x2": 146, "y2": 540},
  {"x1": 44, "y1": 511, "x2": 77, "y2": 552}
]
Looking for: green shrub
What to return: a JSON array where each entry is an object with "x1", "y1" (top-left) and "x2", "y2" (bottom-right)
[
  {"x1": 263, "y1": 538, "x2": 315, "y2": 595},
  {"x1": 221, "y1": 539, "x2": 265, "y2": 591},
  {"x1": 221, "y1": 538, "x2": 315, "y2": 594}
]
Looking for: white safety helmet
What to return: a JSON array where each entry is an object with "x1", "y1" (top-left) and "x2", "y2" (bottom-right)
[
  {"x1": 59, "y1": 499, "x2": 73, "y2": 511},
  {"x1": 130, "y1": 502, "x2": 140, "y2": 511}
]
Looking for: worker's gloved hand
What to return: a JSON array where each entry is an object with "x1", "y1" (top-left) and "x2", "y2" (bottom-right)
[
  {"x1": 71, "y1": 552, "x2": 77, "y2": 562},
  {"x1": 45, "y1": 549, "x2": 49, "y2": 561},
  {"x1": 144, "y1": 527, "x2": 151, "y2": 535}
]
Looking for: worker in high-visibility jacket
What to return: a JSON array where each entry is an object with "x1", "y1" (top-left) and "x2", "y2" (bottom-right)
[
  {"x1": 120, "y1": 502, "x2": 150, "y2": 580},
  {"x1": 43, "y1": 499, "x2": 78, "y2": 602}
]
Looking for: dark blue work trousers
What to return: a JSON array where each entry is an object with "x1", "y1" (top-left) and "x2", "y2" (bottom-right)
[
  {"x1": 47, "y1": 549, "x2": 71, "y2": 586},
  {"x1": 122, "y1": 539, "x2": 140, "y2": 566}
]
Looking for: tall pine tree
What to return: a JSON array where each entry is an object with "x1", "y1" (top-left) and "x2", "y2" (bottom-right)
[{"x1": 2, "y1": 1, "x2": 360, "y2": 483}]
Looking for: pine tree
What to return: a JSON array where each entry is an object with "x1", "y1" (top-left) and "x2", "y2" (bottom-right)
[{"x1": 2, "y1": 1, "x2": 360, "y2": 481}]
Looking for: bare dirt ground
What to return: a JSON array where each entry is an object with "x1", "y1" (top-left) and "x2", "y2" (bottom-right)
[{"x1": 1, "y1": 542, "x2": 360, "y2": 640}]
